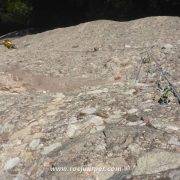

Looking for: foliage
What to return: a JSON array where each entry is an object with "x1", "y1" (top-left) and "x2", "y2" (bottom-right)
[
  {"x1": 0, "y1": 0, "x2": 179, "y2": 31},
  {"x1": 110, "y1": 0, "x2": 133, "y2": 14},
  {"x1": 0, "y1": 0, "x2": 32, "y2": 25}
]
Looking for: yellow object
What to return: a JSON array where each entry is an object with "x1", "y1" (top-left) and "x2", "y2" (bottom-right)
[{"x1": 1, "y1": 39, "x2": 17, "y2": 49}]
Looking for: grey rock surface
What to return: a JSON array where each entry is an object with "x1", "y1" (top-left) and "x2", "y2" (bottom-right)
[{"x1": 0, "y1": 16, "x2": 179, "y2": 179}]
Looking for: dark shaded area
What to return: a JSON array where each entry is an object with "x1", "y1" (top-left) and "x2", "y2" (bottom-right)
[{"x1": 0, "y1": 0, "x2": 180, "y2": 36}]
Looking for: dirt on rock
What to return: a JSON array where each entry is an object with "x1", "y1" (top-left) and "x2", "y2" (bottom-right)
[{"x1": 0, "y1": 16, "x2": 180, "y2": 180}]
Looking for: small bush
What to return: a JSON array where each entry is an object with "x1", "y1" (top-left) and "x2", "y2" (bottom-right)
[
  {"x1": 1, "y1": 0, "x2": 32, "y2": 25},
  {"x1": 110, "y1": 0, "x2": 133, "y2": 14}
]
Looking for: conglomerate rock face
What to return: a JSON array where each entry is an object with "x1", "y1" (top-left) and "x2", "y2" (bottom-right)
[{"x1": 0, "y1": 16, "x2": 179, "y2": 179}]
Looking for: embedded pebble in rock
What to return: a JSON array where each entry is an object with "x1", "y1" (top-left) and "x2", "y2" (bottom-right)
[
  {"x1": 88, "y1": 115, "x2": 105, "y2": 133},
  {"x1": 127, "y1": 108, "x2": 138, "y2": 114},
  {"x1": 52, "y1": 93, "x2": 65, "y2": 100},
  {"x1": 143, "y1": 100, "x2": 154, "y2": 106},
  {"x1": 4, "y1": 157, "x2": 21, "y2": 171},
  {"x1": 105, "y1": 110, "x2": 126, "y2": 123},
  {"x1": 128, "y1": 143, "x2": 142, "y2": 157},
  {"x1": 126, "y1": 114, "x2": 139, "y2": 122},
  {"x1": 162, "y1": 44, "x2": 174, "y2": 54},
  {"x1": 66, "y1": 124, "x2": 79, "y2": 138},
  {"x1": 150, "y1": 119, "x2": 179, "y2": 133},
  {"x1": 133, "y1": 151, "x2": 180, "y2": 175},
  {"x1": 80, "y1": 107, "x2": 97, "y2": 115},
  {"x1": 3, "y1": 123, "x2": 15, "y2": 133},
  {"x1": 125, "y1": 44, "x2": 131, "y2": 48},
  {"x1": 0, "y1": 124, "x2": 3, "y2": 134},
  {"x1": 144, "y1": 109, "x2": 152, "y2": 112},
  {"x1": 66, "y1": 115, "x2": 105, "y2": 138},
  {"x1": 107, "y1": 156, "x2": 129, "y2": 169},
  {"x1": 126, "y1": 121, "x2": 145, "y2": 126},
  {"x1": 168, "y1": 136, "x2": 180, "y2": 146},
  {"x1": 87, "y1": 88, "x2": 108, "y2": 95},
  {"x1": 13, "y1": 174, "x2": 27, "y2": 180},
  {"x1": 41, "y1": 142, "x2": 62, "y2": 156},
  {"x1": 165, "y1": 125, "x2": 179, "y2": 132},
  {"x1": 122, "y1": 89, "x2": 136, "y2": 95},
  {"x1": 29, "y1": 139, "x2": 41, "y2": 150},
  {"x1": 162, "y1": 43, "x2": 173, "y2": 50},
  {"x1": 69, "y1": 116, "x2": 78, "y2": 124},
  {"x1": 169, "y1": 170, "x2": 180, "y2": 180},
  {"x1": 95, "y1": 142, "x2": 106, "y2": 151}
]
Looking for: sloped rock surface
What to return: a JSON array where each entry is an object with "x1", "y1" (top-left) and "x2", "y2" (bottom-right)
[{"x1": 0, "y1": 16, "x2": 179, "y2": 179}]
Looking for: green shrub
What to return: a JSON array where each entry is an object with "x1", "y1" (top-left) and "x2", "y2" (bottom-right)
[
  {"x1": 110, "y1": 0, "x2": 133, "y2": 14},
  {"x1": 1, "y1": 0, "x2": 32, "y2": 25}
]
